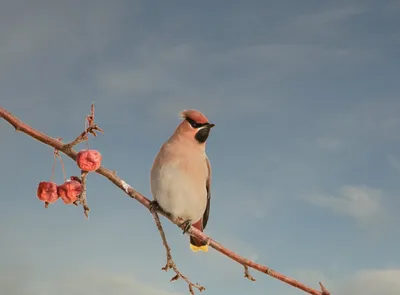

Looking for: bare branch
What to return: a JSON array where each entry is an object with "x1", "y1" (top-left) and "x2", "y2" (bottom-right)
[
  {"x1": 64, "y1": 124, "x2": 104, "y2": 149},
  {"x1": 243, "y1": 265, "x2": 256, "y2": 282},
  {"x1": 0, "y1": 106, "x2": 331, "y2": 295},
  {"x1": 150, "y1": 209, "x2": 205, "y2": 293},
  {"x1": 78, "y1": 171, "x2": 90, "y2": 218},
  {"x1": 64, "y1": 102, "x2": 103, "y2": 150},
  {"x1": 319, "y1": 282, "x2": 331, "y2": 295}
]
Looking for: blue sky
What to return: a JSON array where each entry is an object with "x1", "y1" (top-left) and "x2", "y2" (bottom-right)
[{"x1": 1, "y1": 1, "x2": 400, "y2": 294}]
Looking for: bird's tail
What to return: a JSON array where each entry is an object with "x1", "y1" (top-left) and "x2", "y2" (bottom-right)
[
  {"x1": 189, "y1": 219, "x2": 208, "y2": 252},
  {"x1": 190, "y1": 236, "x2": 208, "y2": 252}
]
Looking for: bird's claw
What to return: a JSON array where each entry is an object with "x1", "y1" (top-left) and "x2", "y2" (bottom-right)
[
  {"x1": 149, "y1": 200, "x2": 161, "y2": 212},
  {"x1": 179, "y1": 220, "x2": 192, "y2": 234}
]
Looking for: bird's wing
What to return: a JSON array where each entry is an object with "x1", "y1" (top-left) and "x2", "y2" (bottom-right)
[{"x1": 202, "y1": 156, "x2": 212, "y2": 229}]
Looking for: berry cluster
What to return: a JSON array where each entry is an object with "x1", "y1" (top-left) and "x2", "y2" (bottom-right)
[{"x1": 36, "y1": 149, "x2": 102, "y2": 208}]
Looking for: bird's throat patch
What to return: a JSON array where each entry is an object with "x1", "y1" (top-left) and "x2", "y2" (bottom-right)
[{"x1": 195, "y1": 127, "x2": 210, "y2": 143}]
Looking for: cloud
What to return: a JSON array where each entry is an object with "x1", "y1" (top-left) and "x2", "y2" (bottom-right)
[
  {"x1": 214, "y1": 181, "x2": 272, "y2": 221},
  {"x1": 306, "y1": 185, "x2": 386, "y2": 225},
  {"x1": 51, "y1": 270, "x2": 183, "y2": 295},
  {"x1": 97, "y1": 44, "x2": 193, "y2": 97},
  {"x1": 341, "y1": 269, "x2": 400, "y2": 295},
  {"x1": 292, "y1": 6, "x2": 365, "y2": 27},
  {"x1": 95, "y1": 41, "x2": 285, "y2": 121},
  {"x1": 317, "y1": 101, "x2": 400, "y2": 145},
  {"x1": 95, "y1": 40, "x2": 360, "y2": 125},
  {"x1": 388, "y1": 154, "x2": 400, "y2": 173},
  {"x1": 316, "y1": 137, "x2": 344, "y2": 152},
  {"x1": 0, "y1": 266, "x2": 183, "y2": 295},
  {"x1": 291, "y1": 269, "x2": 333, "y2": 292},
  {"x1": 290, "y1": 268, "x2": 400, "y2": 295},
  {"x1": 0, "y1": 1, "x2": 128, "y2": 68},
  {"x1": 219, "y1": 42, "x2": 359, "y2": 79}
]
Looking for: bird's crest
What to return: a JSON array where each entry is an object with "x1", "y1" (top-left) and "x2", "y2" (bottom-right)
[{"x1": 180, "y1": 109, "x2": 209, "y2": 124}]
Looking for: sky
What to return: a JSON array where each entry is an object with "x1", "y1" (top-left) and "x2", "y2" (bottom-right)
[{"x1": 1, "y1": 0, "x2": 400, "y2": 294}]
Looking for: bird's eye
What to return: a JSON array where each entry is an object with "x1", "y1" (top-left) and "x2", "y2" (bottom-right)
[{"x1": 186, "y1": 118, "x2": 204, "y2": 129}]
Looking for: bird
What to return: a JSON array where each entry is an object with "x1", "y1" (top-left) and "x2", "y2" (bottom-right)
[{"x1": 150, "y1": 109, "x2": 215, "y2": 252}]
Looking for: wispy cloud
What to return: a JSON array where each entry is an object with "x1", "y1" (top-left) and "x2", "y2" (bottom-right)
[
  {"x1": 0, "y1": 266, "x2": 183, "y2": 295},
  {"x1": 291, "y1": 268, "x2": 400, "y2": 295},
  {"x1": 317, "y1": 101, "x2": 400, "y2": 145},
  {"x1": 291, "y1": 6, "x2": 366, "y2": 27},
  {"x1": 305, "y1": 185, "x2": 387, "y2": 225},
  {"x1": 0, "y1": 1, "x2": 128, "y2": 69},
  {"x1": 341, "y1": 269, "x2": 400, "y2": 295},
  {"x1": 388, "y1": 154, "x2": 400, "y2": 173},
  {"x1": 292, "y1": 269, "x2": 333, "y2": 292},
  {"x1": 51, "y1": 269, "x2": 183, "y2": 295},
  {"x1": 214, "y1": 181, "x2": 272, "y2": 221},
  {"x1": 316, "y1": 137, "x2": 344, "y2": 152}
]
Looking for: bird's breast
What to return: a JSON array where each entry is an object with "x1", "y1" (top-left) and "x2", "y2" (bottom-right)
[{"x1": 150, "y1": 159, "x2": 208, "y2": 222}]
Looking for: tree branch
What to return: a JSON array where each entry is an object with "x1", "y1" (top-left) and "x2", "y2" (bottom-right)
[
  {"x1": 151, "y1": 209, "x2": 205, "y2": 294},
  {"x1": 64, "y1": 102, "x2": 103, "y2": 150},
  {"x1": 0, "y1": 106, "x2": 331, "y2": 295},
  {"x1": 79, "y1": 171, "x2": 90, "y2": 218}
]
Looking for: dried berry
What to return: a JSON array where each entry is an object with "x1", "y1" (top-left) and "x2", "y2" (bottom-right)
[
  {"x1": 76, "y1": 149, "x2": 102, "y2": 172},
  {"x1": 37, "y1": 181, "x2": 58, "y2": 208},
  {"x1": 57, "y1": 180, "x2": 83, "y2": 205}
]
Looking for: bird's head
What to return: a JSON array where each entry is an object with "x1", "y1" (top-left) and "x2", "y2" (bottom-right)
[{"x1": 174, "y1": 109, "x2": 215, "y2": 144}]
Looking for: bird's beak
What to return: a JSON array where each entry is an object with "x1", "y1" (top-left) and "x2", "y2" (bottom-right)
[{"x1": 208, "y1": 123, "x2": 215, "y2": 128}]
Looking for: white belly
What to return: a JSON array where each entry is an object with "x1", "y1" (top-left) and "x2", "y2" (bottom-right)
[{"x1": 151, "y1": 164, "x2": 207, "y2": 222}]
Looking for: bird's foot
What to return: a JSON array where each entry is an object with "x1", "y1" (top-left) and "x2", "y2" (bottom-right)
[
  {"x1": 179, "y1": 220, "x2": 192, "y2": 234},
  {"x1": 149, "y1": 200, "x2": 161, "y2": 212}
]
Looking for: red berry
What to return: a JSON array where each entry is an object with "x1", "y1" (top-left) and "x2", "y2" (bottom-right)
[
  {"x1": 37, "y1": 181, "x2": 58, "y2": 208},
  {"x1": 57, "y1": 180, "x2": 83, "y2": 205},
  {"x1": 76, "y1": 149, "x2": 102, "y2": 172}
]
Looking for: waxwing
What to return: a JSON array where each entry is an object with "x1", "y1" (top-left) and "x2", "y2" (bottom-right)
[{"x1": 150, "y1": 110, "x2": 214, "y2": 252}]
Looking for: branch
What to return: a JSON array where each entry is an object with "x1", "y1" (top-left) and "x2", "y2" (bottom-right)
[
  {"x1": 78, "y1": 171, "x2": 90, "y2": 218},
  {"x1": 0, "y1": 106, "x2": 331, "y2": 295},
  {"x1": 244, "y1": 265, "x2": 256, "y2": 282},
  {"x1": 150, "y1": 209, "x2": 205, "y2": 294},
  {"x1": 64, "y1": 102, "x2": 103, "y2": 150}
]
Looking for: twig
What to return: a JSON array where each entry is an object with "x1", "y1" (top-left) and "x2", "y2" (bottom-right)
[
  {"x1": 64, "y1": 103, "x2": 103, "y2": 150},
  {"x1": 319, "y1": 282, "x2": 330, "y2": 295},
  {"x1": 64, "y1": 125, "x2": 103, "y2": 149},
  {"x1": 243, "y1": 265, "x2": 256, "y2": 282},
  {"x1": 151, "y1": 210, "x2": 205, "y2": 294},
  {"x1": 78, "y1": 171, "x2": 90, "y2": 218},
  {"x1": 0, "y1": 106, "x2": 331, "y2": 295}
]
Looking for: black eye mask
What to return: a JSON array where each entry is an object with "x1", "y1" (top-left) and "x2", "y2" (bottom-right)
[{"x1": 186, "y1": 117, "x2": 208, "y2": 129}]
